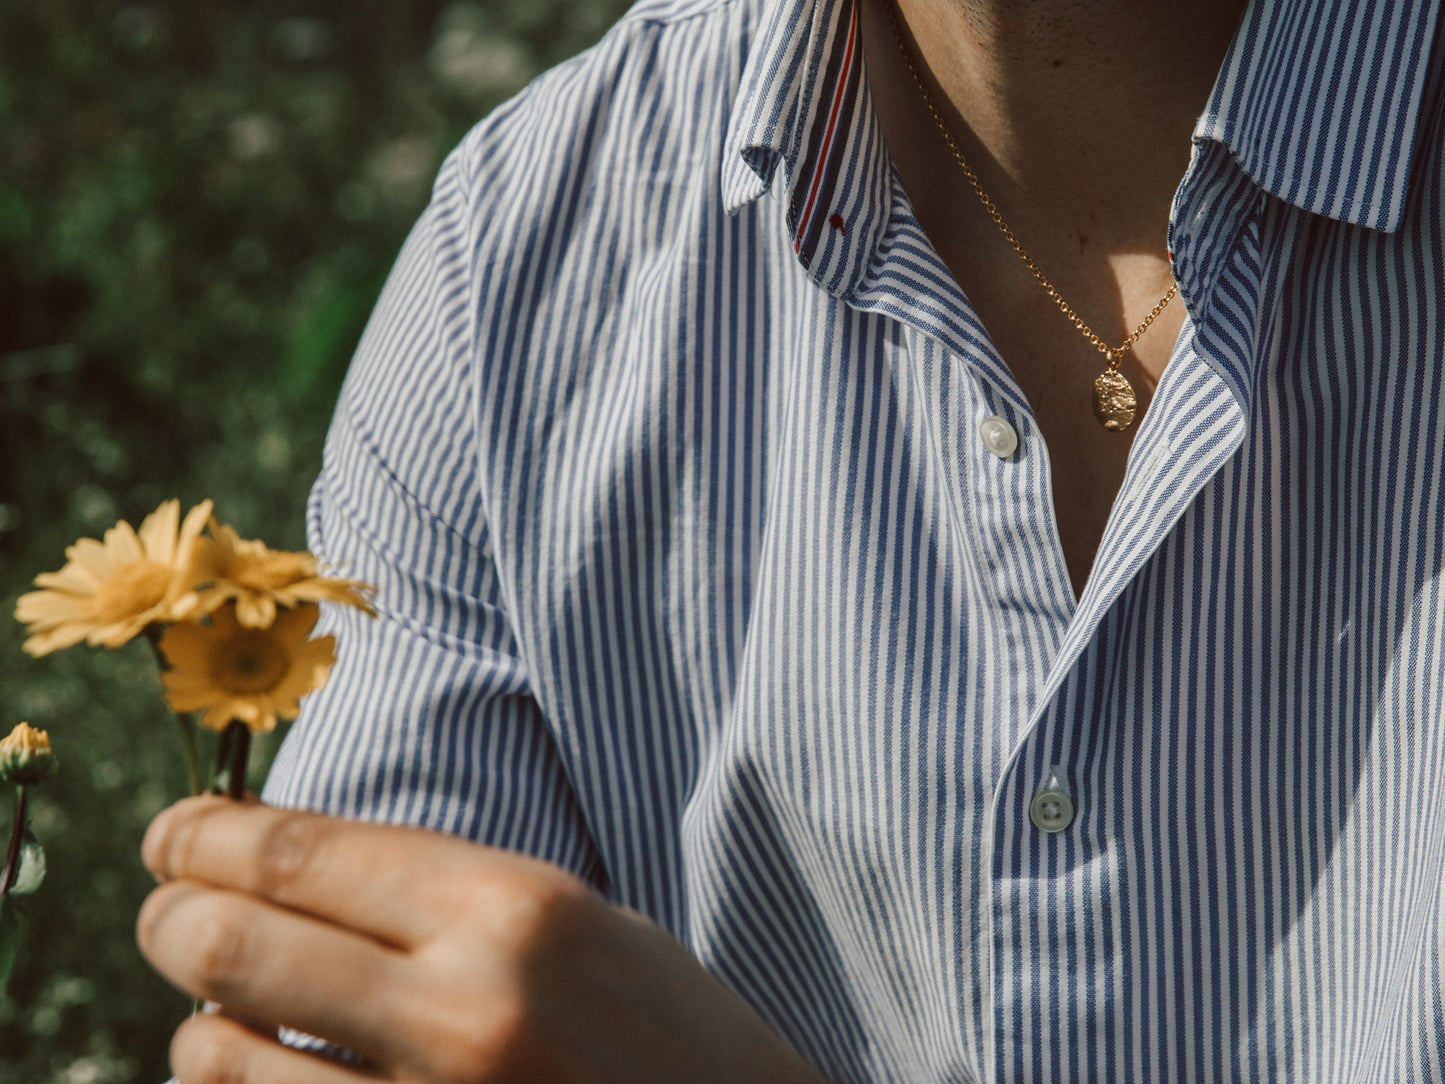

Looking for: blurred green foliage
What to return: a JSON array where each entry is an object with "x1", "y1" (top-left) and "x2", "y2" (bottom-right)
[{"x1": 0, "y1": 0, "x2": 626, "y2": 1078}]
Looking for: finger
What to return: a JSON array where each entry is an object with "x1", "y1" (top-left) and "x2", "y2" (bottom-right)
[
  {"x1": 143, "y1": 797, "x2": 585, "y2": 949},
  {"x1": 138, "y1": 880, "x2": 405, "y2": 1067},
  {"x1": 170, "y1": 1012, "x2": 390, "y2": 1084},
  {"x1": 142, "y1": 797, "x2": 485, "y2": 947}
]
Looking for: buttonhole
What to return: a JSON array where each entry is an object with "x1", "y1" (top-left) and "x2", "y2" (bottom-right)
[{"x1": 1136, "y1": 441, "x2": 1172, "y2": 489}]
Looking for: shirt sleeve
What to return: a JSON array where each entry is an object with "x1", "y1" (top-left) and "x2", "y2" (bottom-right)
[{"x1": 260, "y1": 140, "x2": 604, "y2": 887}]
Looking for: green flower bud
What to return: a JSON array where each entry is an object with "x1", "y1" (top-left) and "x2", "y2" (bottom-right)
[{"x1": 0, "y1": 723, "x2": 53, "y2": 786}]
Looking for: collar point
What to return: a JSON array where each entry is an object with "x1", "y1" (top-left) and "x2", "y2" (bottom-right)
[{"x1": 721, "y1": 144, "x2": 780, "y2": 213}]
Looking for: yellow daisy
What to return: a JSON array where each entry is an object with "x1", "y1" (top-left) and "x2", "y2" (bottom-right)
[
  {"x1": 192, "y1": 518, "x2": 375, "y2": 629},
  {"x1": 15, "y1": 499, "x2": 213, "y2": 656},
  {"x1": 159, "y1": 601, "x2": 335, "y2": 733}
]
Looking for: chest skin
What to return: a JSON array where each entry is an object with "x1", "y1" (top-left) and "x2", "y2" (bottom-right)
[
  {"x1": 940, "y1": 245, "x2": 1187, "y2": 597},
  {"x1": 960, "y1": 263, "x2": 1188, "y2": 598},
  {"x1": 852, "y1": 0, "x2": 1200, "y2": 597}
]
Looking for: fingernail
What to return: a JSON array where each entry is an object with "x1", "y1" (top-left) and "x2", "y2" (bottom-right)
[{"x1": 142, "y1": 806, "x2": 177, "y2": 880}]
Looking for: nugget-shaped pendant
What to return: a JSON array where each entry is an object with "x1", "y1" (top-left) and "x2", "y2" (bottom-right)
[{"x1": 1093, "y1": 369, "x2": 1137, "y2": 432}]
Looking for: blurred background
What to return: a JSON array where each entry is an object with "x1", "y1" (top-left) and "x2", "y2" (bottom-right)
[{"x1": 0, "y1": 0, "x2": 628, "y2": 1077}]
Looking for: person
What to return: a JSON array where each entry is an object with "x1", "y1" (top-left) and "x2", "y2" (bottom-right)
[{"x1": 136, "y1": 0, "x2": 1445, "y2": 1078}]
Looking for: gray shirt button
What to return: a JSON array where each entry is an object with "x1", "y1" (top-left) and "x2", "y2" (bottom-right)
[{"x1": 1030, "y1": 767, "x2": 1075, "y2": 833}]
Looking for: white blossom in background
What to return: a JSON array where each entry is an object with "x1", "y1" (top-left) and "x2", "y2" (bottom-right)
[
  {"x1": 271, "y1": 18, "x2": 335, "y2": 63},
  {"x1": 366, "y1": 135, "x2": 436, "y2": 208},
  {"x1": 429, "y1": 3, "x2": 531, "y2": 101},
  {"x1": 227, "y1": 113, "x2": 282, "y2": 161}
]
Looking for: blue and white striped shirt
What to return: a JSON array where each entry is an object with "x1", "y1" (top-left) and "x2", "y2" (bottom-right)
[{"x1": 265, "y1": 0, "x2": 1445, "y2": 1078}]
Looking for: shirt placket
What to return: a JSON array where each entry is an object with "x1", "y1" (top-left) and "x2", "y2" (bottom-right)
[{"x1": 981, "y1": 144, "x2": 1280, "y2": 1082}]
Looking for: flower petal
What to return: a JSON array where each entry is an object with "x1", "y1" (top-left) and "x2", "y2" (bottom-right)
[
  {"x1": 284, "y1": 578, "x2": 378, "y2": 616},
  {"x1": 32, "y1": 564, "x2": 103, "y2": 593},
  {"x1": 293, "y1": 633, "x2": 337, "y2": 671},
  {"x1": 163, "y1": 671, "x2": 218, "y2": 713},
  {"x1": 235, "y1": 593, "x2": 277, "y2": 629},
  {"x1": 66, "y1": 537, "x2": 119, "y2": 578},
  {"x1": 87, "y1": 612, "x2": 156, "y2": 649},
  {"x1": 22, "y1": 624, "x2": 91, "y2": 656},
  {"x1": 16, "y1": 589, "x2": 96, "y2": 626},
  {"x1": 159, "y1": 622, "x2": 212, "y2": 672},
  {"x1": 137, "y1": 499, "x2": 181, "y2": 562},
  {"x1": 102, "y1": 519, "x2": 144, "y2": 567},
  {"x1": 272, "y1": 602, "x2": 321, "y2": 638},
  {"x1": 172, "y1": 500, "x2": 215, "y2": 568},
  {"x1": 199, "y1": 702, "x2": 242, "y2": 732}
]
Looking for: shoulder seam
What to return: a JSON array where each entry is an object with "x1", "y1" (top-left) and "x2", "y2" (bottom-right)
[{"x1": 616, "y1": 0, "x2": 748, "y2": 32}]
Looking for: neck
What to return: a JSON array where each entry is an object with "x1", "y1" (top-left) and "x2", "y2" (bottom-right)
[{"x1": 885, "y1": 0, "x2": 1247, "y2": 248}]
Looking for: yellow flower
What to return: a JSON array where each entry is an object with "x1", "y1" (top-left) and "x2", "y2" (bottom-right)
[
  {"x1": 0, "y1": 723, "x2": 54, "y2": 786},
  {"x1": 159, "y1": 601, "x2": 335, "y2": 733},
  {"x1": 192, "y1": 518, "x2": 375, "y2": 629},
  {"x1": 15, "y1": 499, "x2": 213, "y2": 655}
]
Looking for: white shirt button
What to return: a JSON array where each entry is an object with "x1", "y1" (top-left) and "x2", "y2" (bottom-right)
[
  {"x1": 1029, "y1": 767, "x2": 1075, "y2": 833},
  {"x1": 979, "y1": 415, "x2": 1018, "y2": 459}
]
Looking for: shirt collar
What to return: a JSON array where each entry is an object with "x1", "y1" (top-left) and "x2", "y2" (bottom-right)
[
  {"x1": 721, "y1": 0, "x2": 891, "y2": 297},
  {"x1": 721, "y1": 0, "x2": 1441, "y2": 297},
  {"x1": 1193, "y1": 0, "x2": 1440, "y2": 232}
]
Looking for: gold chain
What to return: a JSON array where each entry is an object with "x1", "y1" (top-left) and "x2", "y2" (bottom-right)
[{"x1": 885, "y1": 2, "x2": 1177, "y2": 430}]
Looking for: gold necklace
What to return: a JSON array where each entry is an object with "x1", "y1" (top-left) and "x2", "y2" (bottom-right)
[{"x1": 886, "y1": 3, "x2": 1177, "y2": 432}]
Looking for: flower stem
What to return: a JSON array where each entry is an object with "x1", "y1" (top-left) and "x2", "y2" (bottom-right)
[
  {"x1": 0, "y1": 786, "x2": 29, "y2": 899},
  {"x1": 145, "y1": 626, "x2": 204, "y2": 796},
  {"x1": 210, "y1": 721, "x2": 251, "y2": 800},
  {"x1": 172, "y1": 713, "x2": 203, "y2": 797}
]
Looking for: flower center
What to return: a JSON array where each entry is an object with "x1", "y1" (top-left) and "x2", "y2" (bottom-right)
[
  {"x1": 209, "y1": 630, "x2": 290, "y2": 695},
  {"x1": 93, "y1": 562, "x2": 172, "y2": 623}
]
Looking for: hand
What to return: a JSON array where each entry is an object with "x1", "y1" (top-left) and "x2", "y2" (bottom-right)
[{"x1": 137, "y1": 797, "x2": 828, "y2": 1084}]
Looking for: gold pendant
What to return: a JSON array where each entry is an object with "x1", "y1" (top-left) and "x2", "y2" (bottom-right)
[{"x1": 1092, "y1": 369, "x2": 1137, "y2": 432}]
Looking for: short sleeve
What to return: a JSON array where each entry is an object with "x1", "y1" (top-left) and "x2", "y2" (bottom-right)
[{"x1": 261, "y1": 146, "x2": 603, "y2": 887}]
